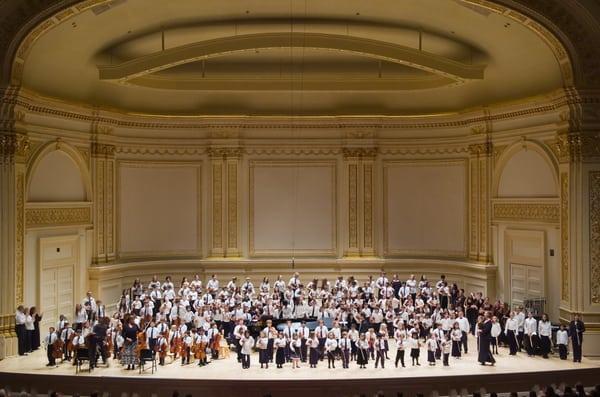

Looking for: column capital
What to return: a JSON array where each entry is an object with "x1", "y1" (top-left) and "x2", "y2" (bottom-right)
[
  {"x1": 207, "y1": 147, "x2": 243, "y2": 159},
  {"x1": 468, "y1": 142, "x2": 493, "y2": 157},
  {"x1": 0, "y1": 133, "x2": 29, "y2": 162},
  {"x1": 342, "y1": 147, "x2": 377, "y2": 159},
  {"x1": 91, "y1": 142, "x2": 116, "y2": 158}
]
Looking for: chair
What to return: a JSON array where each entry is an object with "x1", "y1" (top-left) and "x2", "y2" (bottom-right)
[
  {"x1": 138, "y1": 348, "x2": 157, "y2": 374},
  {"x1": 75, "y1": 347, "x2": 92, "y2": 374}
]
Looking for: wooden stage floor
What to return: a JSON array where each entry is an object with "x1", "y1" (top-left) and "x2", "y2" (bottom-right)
[{"x1": 0, "y1": 340, "x2": 598, "y2": 397}]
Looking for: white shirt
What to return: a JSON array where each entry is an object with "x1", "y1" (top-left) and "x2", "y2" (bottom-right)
[
  {"x1": 538, "y1": 320, "x2": 552, "y2": 337},
  {"x1": 15, "y1": 311, "x2": 26, "y2": 325},
  {"x1": 315, "y1": 325, "x2": 328, "y2": 338},
  {"x1": 240, "y1": 336, "x2": 254, "y2": 355},
  {"x1": 524, "y1": 317, "x2": 537, "y2": 335},
  {"x1": 556, "y1": 329, "x2": 569, "y2": 345},
  {"x1": 325, "y1": 338, "x2": 338, "y2": 352}
]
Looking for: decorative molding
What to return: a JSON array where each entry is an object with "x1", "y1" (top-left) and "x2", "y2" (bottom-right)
[
  {"x1": 363, "y1": 162, "x2": 374, "y2": 251},
  {"x1": 208, "y1": 147, "x2": 243, "y2": 159},
  {"x1": 0, "y1": 133, "x2": 30, "y2": 160},
  {"x1": 555, "y1": 132, "x2": 600, "y2": 163},
  {"x1": 226, "y1": 160, "x2": 239, "y2": 255},
  {"x1": 15, "y1": 171, "x2": 24, "y2": 305},
  {"x1": 468, "y1": 142, "x2": 493, "y2": 156},
  {"x1": 378, "y1": 147, "x2": 469, "y2": 156},
  {"x1": 492, "y1": 201, "x2": 560, "y2": 223},
  {"x1": 590, "y1": 171, "x2": 600, "y2": 304},
  {"x1": 561, "y1": 172, "x2": 569, "y2": 302},
  {"x1": 211, "y1": 161, "x2": 223, "y2": 253},
  {"x1": 244, "y1": 148, "x2": 341, "y2": 156},
  {"x1": 25, "y1": 205, "x2": 92, "y2": 228},
  {"x1": 115, "y1": 146, "x2": 206, "y2": 156},
  {"x1": 91, "y1": 142, "x2": 115, "y2": 157},
  {"x1": 342, "y1": 147, "x2": 378, "y2": 159},
  {"x1": 348, "y1": 163, "x2": 358, "y2": 250},
  {"x1": 470, "y1": 160, "x2": 478, "y2": 257}
]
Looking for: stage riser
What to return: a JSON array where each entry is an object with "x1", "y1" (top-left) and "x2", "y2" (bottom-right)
[{"x1": 1, "y1": 369, "x2": 598, "y2": 397}]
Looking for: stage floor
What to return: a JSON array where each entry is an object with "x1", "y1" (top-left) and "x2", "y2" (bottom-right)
[{"x1": 1, "y1": 340, "x2": 598, "y2": 397}]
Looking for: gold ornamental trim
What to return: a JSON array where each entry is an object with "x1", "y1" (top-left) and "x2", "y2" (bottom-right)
[
  {"x1": 492, "y1": 202, "x2": 560, "y2": 223},
  {"x1": 560, "y1": 172, "x2": 570, "y2": 302},
  {"x1": 590, "y1": 171, "x2": 600, "y2": 304},
  {"x1": 25, "y1": 205, "x2": 92, "y2": 228}
]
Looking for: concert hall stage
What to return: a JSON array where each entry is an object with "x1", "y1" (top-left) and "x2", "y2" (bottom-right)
[{"x1": 1, "y1": 342, "x2": 598, "y2": 397}]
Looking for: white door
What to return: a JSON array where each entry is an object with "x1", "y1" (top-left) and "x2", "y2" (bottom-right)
[
  {"x1": 40, "y1": 263, "x2": 74, "y2": 335},
  {"x1": 510, "y1": 263, "x2": 543, "y2": 309}
]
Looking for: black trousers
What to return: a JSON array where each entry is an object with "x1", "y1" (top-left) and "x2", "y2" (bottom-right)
[
  {"x1": 507, "y1": 330, "x2": 518, "y2": 355},
  {"x1": 540, "y1": 335, "x2": 551, "y2": 358},
  {"x1": 241, "y1": 353, "x2": 250, "y2": 368},
  {"x1": 25, "y1": 329, "x2": 32, "y2": 353},
  {"x1": 461, "y1": 331, "x2": 468, "y2": 353},
  {"x1": 572, "y1": 339, "x2": 582, "y2": 362},
  {"x1": 375, "y1": 350, "x2": 385, "y2": 368},
  {"x1": 47, "y1": 347, "x2": 56, "y2": 366},
  {"x1": 16, "y1": 324, "x2": 26, "y2": 355},
  {"x1": 395, "y1": 349, "x2": 405, "y2": 367},
  {"x1": 443, "y1": 353, "x2": 449, "y2": 366},
  {"x1": 558, "y1": 344, "x2": 567, "y2": 360}
]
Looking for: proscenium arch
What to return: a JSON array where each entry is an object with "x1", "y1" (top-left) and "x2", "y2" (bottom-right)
[
  {"x1": 97, "y1": 32, "x2": 486, "y2": 83},
  {"x1": 26, "y1": 140, "x2": 93, "y2": 202},
  {"x1": 492, "y1": 139, "x2": 559, "y2": 198}
]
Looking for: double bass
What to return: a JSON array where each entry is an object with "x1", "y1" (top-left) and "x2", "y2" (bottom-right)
[
  {"x1": 211, "y1": 332, "x2": 221, "y2": 358},
  {"x1": 157, "y1": 334, "x2": 168, "y2": 364},
  {"x1": 52, "y1": 332, "x2": 64, "y2": 361},
  {"x1": 135, "y1": 330, "x2": 147, "y2": 358}
]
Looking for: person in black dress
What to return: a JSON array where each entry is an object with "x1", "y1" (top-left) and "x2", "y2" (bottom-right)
[
  {"x1": 121, "y1": 316, "x2": 139, "y2": 370},
  {"x1": 30, "y1": 307, "x2": 42, "y2": 351},
  {"x1": 478, "y1": 312, "x2": 496, "y2": 365}
]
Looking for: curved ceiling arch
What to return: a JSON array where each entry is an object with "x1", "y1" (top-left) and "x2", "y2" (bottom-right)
[
  {"x1": 97, "y1": 32, "x2": 485, "y2": 90},
  {"x1": 3, "y1": 0, "x2": 583, "y2": 116}
]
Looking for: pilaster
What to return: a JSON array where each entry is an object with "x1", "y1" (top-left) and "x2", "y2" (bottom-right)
[
  {"x1": 0, "y1": 85, "x2": 28, "y2": 357},
  {"x1": 208, "y1": 147, "x2": 241, "y2": 258},
  {"x1": 91, "y1": 140, "x2": 116, "y2": 264},
  {"x1": 468, "y1": 141, "x2": 493, "y2": 263},
  {"x1": 554, "y1": 88, "x2": 600, "y2": 355},
  {"x1": 343, "y1": 148, "x2": 377, "y2": 257}
]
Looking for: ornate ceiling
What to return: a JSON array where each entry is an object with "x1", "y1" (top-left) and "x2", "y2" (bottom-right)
[{"x1": 1, "y1": 0, "x2": 600, "y2": 117}]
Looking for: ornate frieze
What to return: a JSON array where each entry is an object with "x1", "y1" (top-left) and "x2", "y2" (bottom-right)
[
  {"x1": 555, "y1": 132, "x2": 600, "y2": 163},
  {"x1": 590, "y1": 171, "x2": 600, "y2": 304},
  {"x1": 25, "y1": 206, "x2": 92, "y2": 228},
  {"x1": 91, "y1": 142, "x2": 116, "y2": 157},
  {"x1": 0, "y1": 133, "x2": 29, "y2": 160},
  {"x1": 468, "y1": 142, "x2": 493, "y2": 156},
  {"x1": 492, "y1": 202, "x2": 560, "y2": 223},
  {"x1": 342, "y1": 147, "x2": 378, "y2": 159}
]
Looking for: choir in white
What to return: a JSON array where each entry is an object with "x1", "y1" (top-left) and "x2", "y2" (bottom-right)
[{"x1": 16, "y1": 271, "x2": 586, "y2": 372}]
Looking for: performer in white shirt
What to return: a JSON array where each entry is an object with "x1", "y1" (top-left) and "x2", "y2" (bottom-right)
[
  {"x1": 556, "y1": 324, "x2": 569, "y2": 360},
  {"x1": 325, "y1": 332, "x2": 338, "y2": 369},
  {"x1": 523, "y1": 312, "x2": 538, "y2": 356},
  {"x1": 339, "y1": 331, "x2": 352, "y2": 369},
  {"x1": 456, "y1": 311, "x2": 470, "y2": 354},
  {"x1": 538, "y1": 313, "x2": 552, "y2": 359},
  {"x1": 45, "y1": 327, "x2": 59, "y2": 367},
  {"x1": 504, "y1": 312, "x2": 519, "y2": 355},
  {"x1": 274, "y1": 331, "x2": 287, "y2": 368},
  {"x1": 490, "y1": 316, "x2": 502, "y2": 355},
  {"x1": 315, "y1": 319, "x2": 328, "y2": 361},
  {"x1": 239, "y1": 330, "x2": 254, "y2": 369}
]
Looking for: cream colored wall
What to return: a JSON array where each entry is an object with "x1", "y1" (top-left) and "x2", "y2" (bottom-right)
[
  {"x1": 383, "y1": 160, "x2": 467, "y2": 257},
  {"x1": 498, "y1": 149, "x2": 557, "y2": 198},
  {"x1": 28, "y1": 150, "x2": 86, "y2": 202},
  {"x1": 117, "y1": 163, "x2": 202, "y2": 258},
  {"x1": 250, "y1": 161, "x2": 336, "y2": 257}
]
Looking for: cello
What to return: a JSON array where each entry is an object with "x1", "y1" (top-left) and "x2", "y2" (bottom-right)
[{"x1": 52, "y1": 331, "x2": 64, "y2": 362}]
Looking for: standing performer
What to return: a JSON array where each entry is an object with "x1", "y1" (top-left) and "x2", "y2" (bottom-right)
[
  {"x1": 504, "y1": 312, "x2": 519, "y2": 356},
  {"x1": 298, "y1": 321, "x2": 309, "y2": 362},
  {"x1": 339, "y1": 331, "x2": 351, "y2": 369},
  {"x1": 315, "y1": 319, "x2": 328, "y2": 361},
  {"x1": 121, "y1": 316, "x2": 140, "y2": 370},
  {"x1": 348, "y1": 324, "x2": 359, "y2": 362},
  {"x1": 275, "y1": 331, "x2": 287, "y2": 368},
  {"x1": 451, "y1": 323, "x2": 462, "y2": 359},
  {"x1": 538, "y1": 313, "x2": 552, "y2": 359},
  {"x1": 15, "y1": 306, "x2": 27, "y2": 356},
  {"x1": 569, "y1": 313, "x2": 585, "y2": 363},
  {"x1": 239, "y1": 330, "x2": 254, "y2": 369},
  {"x1": 257, "y1": 331, "x2": 269, "y2": 369},
  {"x1": 356, "y1": 333, "x2": 369, "y2": 369},
  {"x1": 490, "y1": 316, "x2": 501, "y2": 355},
  {"x1": 290, "y1": 333, "x2": 301, "y2": 369},
  {"x1": 45, "y1": 327, "x2": 59, "y2": 367},
  {"x1": 556, "y1": 324, "x2": 569, "y2": 360},
  {"x1": 374, "y1": 334, "x2": 386, "y2": 369},
  {"x1": 307, "y1": 332, "x2": 320, "y2": 368},
  {"x1": 523, "y1": 312, "x2": 538, "y2": 356},
  {"x1": 426, "y1": 333, "x2": 437, "y2": 366},
  {"x1": 442, "y1": 334, "x2": 451, "y2": 366},
  {"x1": 394, "y1": 332, "x2": 406, "y2": 368},
  {"x1": 325, "y1": 332, "x2": 338, "y2": 369},
  {"x1": 456, "y1": 311, "x2": 470, "y2": 354},
  {"x1": 408, "y1": 332, "x2": 421, "y2": 366},
  {"x1": 477, "y1": 312, "x2": 496, "y2": 366},
  {"x1": 30, "y1": 307, "x2": 42, "y2": 351},
  {"x1": 156, "y1": 333, "x2": 168, "y2": 366}
]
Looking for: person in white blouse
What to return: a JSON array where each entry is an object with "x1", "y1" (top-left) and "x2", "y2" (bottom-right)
[
  {"x1": 325, "y1": 332, "x2": 338, "y2": 369},
  {"x1": 314, "y1": 319, "x2": 328, "y2": 361},
  {"x1": 538, "y1": 313, "x2": 552, "y2": 359},
  {"x1": 523, "y1": 312, "x2": 538, "y2": 356},
  {"x1": 556, "y1": 324, "x2": 569, "y2": 360}
]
